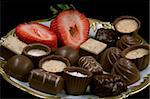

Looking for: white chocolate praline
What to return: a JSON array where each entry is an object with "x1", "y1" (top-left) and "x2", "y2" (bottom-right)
[
  {"x1": 66, "y1": 71, "x2": 87, "y2": 77},
  {"x1": 27, "y1": 49, "x2": 47, "y2": 56},
  {"x1": 125, "y1": 48, "x2": 148, "y2": 59},
  {"x1": 115, "y1": 19, "x2": 138, "y2": 33},
  {"x1": 80, "y1": 38, "x2": 107, "y2": 55},
  {"x1": 42, "y1": 60, "x2": 67, "y2": 73}
]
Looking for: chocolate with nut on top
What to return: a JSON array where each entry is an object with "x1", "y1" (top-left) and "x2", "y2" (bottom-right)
[{"x1": 90, "y1": 74, "x2": 127, "y2": 97}]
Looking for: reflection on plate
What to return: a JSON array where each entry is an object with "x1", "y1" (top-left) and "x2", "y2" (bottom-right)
[{"x1": 0, "y1": 19, "x2": 150, "y2": 99}]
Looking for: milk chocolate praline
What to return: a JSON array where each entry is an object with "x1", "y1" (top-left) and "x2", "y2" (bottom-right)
[
  {"x1": 3, "y1": 55, "x2": 34, "y2": 82},
  {"x1": 55, "y1": 46, "x2": 79, "y2": 65},
  {"x1": 90, "y1": 74, "x2": 127, "y2": 97},
  {"x1": 99, "y1": 47, "x2": 122, "y2": 73},
  {"x1": 23, "y1": 43, "x2": 51, "y2": 68},
  {"x1": 121, "y1": 45, "x2": 150, "y2": 70},
  {"x1": 116, "y1": 35, "x2": 142, "y2": 50},
  {"x1": 39, "y1": 55, "x2": 71, "y2": 75},
  {"x1": 111, "y1": 58, "x2": 140, "y2": 85},
  {"x1": 113, "y1": 16, "x2": 141, "y2": 35}
]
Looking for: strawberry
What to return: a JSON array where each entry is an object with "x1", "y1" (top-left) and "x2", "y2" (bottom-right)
[
  {"x1": 16, "y1": 23, "x2": 57, "y2": 48},
  {"x1": 50, "y1": 10, "x2": 90, "y2": 49}
]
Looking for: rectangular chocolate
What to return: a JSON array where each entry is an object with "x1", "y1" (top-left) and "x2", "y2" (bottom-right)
[
  {"x1": 0, "y1": 36, "x2": 27, "y2": 60},
  {"x1": 29, "y1": 69, "x2": 64, "y2": 94},
  {"x1": 79, "y1": 38, "x2": 107, "y2": 58}
]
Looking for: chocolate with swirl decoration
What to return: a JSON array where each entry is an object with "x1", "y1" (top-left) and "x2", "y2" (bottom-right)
[
  {"x1": 111, "y1": 58, "x2": 140, "y2": 85},
  {"x1": 28, "y1": 69, "x2": 64, "y2": 94},
  {"x1": 116, "y1": 35, "x2": 141, "y2": 50},
  {"x1": 78, "y1": 56, "x2": 103, "y2": 75},
  {"x1": 98, "y1": 47, "x2": 121, "y2": 73}
]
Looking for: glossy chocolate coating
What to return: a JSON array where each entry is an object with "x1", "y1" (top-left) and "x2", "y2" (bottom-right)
[
  {"x1": 116, "y1": 35, "x2": 141, "y2": 50},
  {"x1": 90, "y1": 74, "x2": 127, "y2": 97},
  {"x1": 55, "y1": 46, "x2": 79, "y2": 65},
  {"x1": 29, "y1": 69, "x2": 64, "y2": 94},
  {"x1": 4, "y1": 55, "x2": 34, "y2": 82},
  {"x1": 121, "y1": 45, "x2": 150, "y2": 70},
  {"x1": 111, "y1": 58, "x2": 140, "y2": 85},
  {"x1": 78, "y1": 56, "x2": 103, "y2": 75},
  {"x1": 23, "y1": 43, "x2": 51, "y2": 68},
  {"x1": 99, "y1": 47, "x2": 121, "y2": 73},
  {"x1": 95, "y1": 28, "x2": 118, "y2": 46},
  {"x1": 63, "y1": 67, "x2": 93, "y2": 95}
]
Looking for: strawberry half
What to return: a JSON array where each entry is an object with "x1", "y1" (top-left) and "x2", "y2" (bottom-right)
[
  {"x1": 16, "y1": 23, "x2": 57, "y2": 48},
  {"x1": 50, "y1": 10, "x2": 90, "y2": 49}
]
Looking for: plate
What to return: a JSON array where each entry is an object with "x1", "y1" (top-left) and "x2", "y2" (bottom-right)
[{"x1": 0, "y1": 18, "x2": 150, "y2": 99}]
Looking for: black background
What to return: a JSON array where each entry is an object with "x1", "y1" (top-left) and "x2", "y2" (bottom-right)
[{"x1": 1, "y1": 0, "x2": 149, "y2": 98}]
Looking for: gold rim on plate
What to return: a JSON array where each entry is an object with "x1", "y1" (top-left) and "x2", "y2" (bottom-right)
[{"x1": 0, "y1": 18, "x2": 150, "y2": 99}]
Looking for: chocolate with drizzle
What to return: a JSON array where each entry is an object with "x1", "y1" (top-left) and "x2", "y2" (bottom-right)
[
  {"x1": 78, "y1": 56, "x2": 103, "y2": 75},
  {"x1": 29, "y1": 69, "x2": 64, "y2": 94}
]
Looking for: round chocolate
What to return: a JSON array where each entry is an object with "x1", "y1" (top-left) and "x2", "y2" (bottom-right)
[
  {"x1": 90, "y1": 74, "x2": 127, "y2": 97},
  {"x1": 78, "y1": 56, "x2": 103, "y2": 75},
  {"x1": 39, "y1": 55, "x2": 71, "y2": 74},
  {"x1": 111, "y1": 58, "x2": 140, "y2": 85},
  {"x1": 23, "y1": 43, "x2": 51, "y2": 68},
  {"x1": 4, "y1": 55, "x2": 34, "y2": 82},
  {"x1": 121, "y1": 45, "x2": 150, "y2": 70},
  {"x1": 99, "y1": 47, "x2": 121, "y2": 73},
  {"x1": 113, "y1": 16, "x2": 141, "y2": 34},
  {"x1": 55, "y1": 46, "x2": 80, "y2": 65},
  {"x1": 116, "y1": 35, "x2": 141, "y2": 50},
  {"x1": 95, "y1": 28, "x2": 118, "y2": 46}
]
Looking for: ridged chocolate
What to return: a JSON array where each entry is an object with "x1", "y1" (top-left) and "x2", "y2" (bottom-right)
[
  {"x1": 29, "y1": 69, "x2": 64, "y2": 94},
  {"x1": 121, "y1": 45, "x2": 150, "y2": 70},
  {"x1": 116, "y1": 35, "x2": 141, "y2": 50},
  {"x1": 111, "y1": 58, "x2": 140, "y2": 85},
  {"x1": 95, "y1": 28, "x2": 118, "y2": 46},
  {"x1": 78, "y1": 56, "x2": 103, "y2": 75},
  {"x1": 90, "y1": 74, "x2": 127, "y2": 97},
  {"x1": 99, "y1": 47, "x2": 122, "y2": 73},
  {"x1": 63, "y1": 67, "x2": 93, "y2": 95}
]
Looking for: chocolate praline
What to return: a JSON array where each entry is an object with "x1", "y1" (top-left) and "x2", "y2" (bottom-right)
[
  {"x1": 111, "y1": 58, "x2": 140, "y2": 85},
  {"x1": 23, "y1": 43, "x2": 51, "y2": 68},
  {"x1": 78, "y1": 56, "x2": 103, "y2": 75},
  {"x1": 29, "y1": 69, "x2": 64, "y2": 94},
  {"x1": 3, "y1": 55, "x2": 34, "y2": 82},
  {"x1": 98, "y1": 47, "x2": 122, "y2": 73},
  {"x1": 39, "y1": 55, "x2": 71, "y2": 75},
  {"x1": 113, "y1": 16, "x2": 141, "y2": 35},
  {"x1": 95, "y1": 28, "x2": 118, "y2": 47},
  {"x1": 121, "y1": 45, "x2": 150, "y2": 70},
  {"x1": 55, "y1": 46, "x2": 79, "y2": 65},
  {"x1": 116, "y1": 35, "x2": 142, "y2": 50},
  {"x1": 90, "y1": 74, "x2": 127, "y2": 97}
]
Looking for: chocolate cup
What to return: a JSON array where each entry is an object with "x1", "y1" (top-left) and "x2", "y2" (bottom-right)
[
  {"x1": 23, "y1": 43, "x2": 51, "y2": 68},
  {"x1": 113, "y1": 16, "x2": 141, "y2": 35},
  {"x1": 63, "y1": 67, "x2": 93, "y2": 95},
  {"x1": 39, "y1": 55, "x2": 71, "y2": 75},
  {"x1": 121, "y1": 45, "x2": 150, "y2": 70}
]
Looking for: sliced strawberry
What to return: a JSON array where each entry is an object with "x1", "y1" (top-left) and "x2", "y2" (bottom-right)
[
  {"x1": 16, "y1": 23, "x2": 57, "y2": 48},
  {"x1": 50, "y1": 10, "x2": 90, "y2": 49}
]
